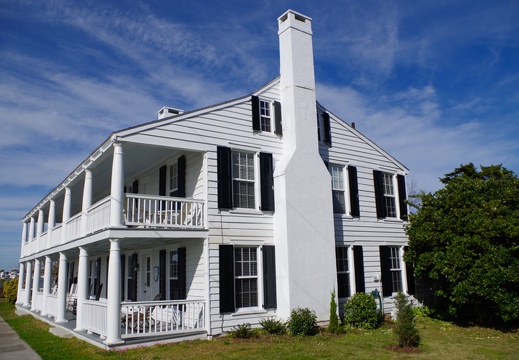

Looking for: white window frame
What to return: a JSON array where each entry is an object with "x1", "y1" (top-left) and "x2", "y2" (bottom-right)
[
  {"x1": 389, "y1": 246, "x2": 403, "y2": 293},
  {"x1": 232, "y1": 150, "x2": 257, "y2": 210},
  {"x1": 329, "y1": 164, "x2": 348, "y2": 215},
  {"x1": 259, "y1": 100, "x2": 272, "y2": 133},
  {"x1": 382, "y1": 173, "x2": 398, "y2": 218},
  {"x1": 234, "y1": 246, "x2": 259, "y2": 309}
]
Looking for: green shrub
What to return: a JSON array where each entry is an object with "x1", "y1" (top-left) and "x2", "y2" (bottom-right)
[
  {"x1": 328, "y1": 290, "x2": 341, "y2": 334},
  {"x1": 287, "y1": 307, "x2": 317, "y2": 336},
  {"x1": 343, "y1": 292, "x2": 382, "y2": 329},
  {"x1": 3, "y1": 279, "x2": 18, "y2": 305},
  {"x1": 393, "y1": 291, "x2": 420, "y2": 348},
  {"x1": 229, "y1": 323, "x2": 255, "y2": 338},
  {"x1": 260, "y1": 317, "x2": 286, "y2": 335}
]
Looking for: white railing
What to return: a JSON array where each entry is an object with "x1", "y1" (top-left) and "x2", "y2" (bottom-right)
[
  {"x1": 125, "y1": 194, "x2": 205, "y2": 229},
  {"x1": 87, "y1": 196, "x2": 111, "y2": 234},
  {"x1": 83, "y1": 300, "x2": 108, "y2": 337},
  {"x1": 39, "y1": 232, "x2": 47, "y2": 252},
  {"x1": 65, "y1": 213, "x2": 82, "y2": 241},
  {"x1": 51, "y1": 224, "x2": 62, "y2": 247},
  {"x1": 46, "y1": 294, "x2": 58, "y2": 319},
  {"x1": 33, "y1": 292, "x2": 44, "y2": 312},
  {"x1": 121, "y1": 299, "x2": 205, "y2": 339}
]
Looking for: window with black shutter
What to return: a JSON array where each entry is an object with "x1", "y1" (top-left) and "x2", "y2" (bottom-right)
[
  {"x1": 404, "y1": 246, "x2": 415, "y2": 295},
  {"x1": 322, "y1": 112, "x2": 332, "y2": 146},
  {"x1": 353, "y1": 246, "x2": 365, "y2": 293},
  {"x1": 260, "y1": 153, "x2": 275, "y2": 212},
  {"x1": 397, "y1": 175, "x2": 408, "y2": 220},
  {"x1": 217, "y1": 146, "x2": 233, "y2": 210},
  {"x1": 251, "y1": 95, "x2": 260, "y2": 132},
  {"x1": 219, "y1": 245, "x2": 235, "y2": 313},
  {"x1": 273, "y1": 101, "x2": 283, "y2": 136},
  {"x1": 263, "y1": 245, "x2": 277, "y2": 309},
  {"x1": 348, "y1": 166, "x2": 360, "y2": 217}
]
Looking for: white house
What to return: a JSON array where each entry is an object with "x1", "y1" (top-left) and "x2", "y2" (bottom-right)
[{"x1": 16, "y1": 10, "x2": 415, "y2": 348}]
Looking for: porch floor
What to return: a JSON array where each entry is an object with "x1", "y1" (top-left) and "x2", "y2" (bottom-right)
[{"x1": 15, "y1": 305, "x2": 207, "y2": 350}]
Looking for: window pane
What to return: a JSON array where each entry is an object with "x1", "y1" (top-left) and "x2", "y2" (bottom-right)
[
  {"x1": 234, "y1": 247, "x2": 258, "y2": 308},
  {"x1": 333, "y1": 190, "x2": 346, "y2": 214}
]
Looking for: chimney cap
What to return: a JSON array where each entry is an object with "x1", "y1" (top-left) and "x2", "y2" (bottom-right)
[
  {"x1": 158, "y1": 106, "x2": 184, "y2": 119},
  {"x1": 278, "y1": 10, "x2": 312, "y2": 35}
]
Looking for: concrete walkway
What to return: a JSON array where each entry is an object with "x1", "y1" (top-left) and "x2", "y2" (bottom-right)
[{"x1": 0, "y1": 315, "x2": 41, "y2": 360}]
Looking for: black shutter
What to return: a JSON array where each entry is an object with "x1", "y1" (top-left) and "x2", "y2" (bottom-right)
[
  {"x1": 348, "y1": 166, "x2": 360, "y2": 217},
  {"x1": 273, "y1": 101, "x2": 283, "y2": 136},
  {"x1": 260, "y1": 152, "x2": 275, "y2": 212},
  {"x1": 159, "y1": 250, "x2": 166, "y2": 299},
  {"x1": 219, "y1": 245, "x2": 235, "y2": 313},
  {"x1": 178, "y1": 155, "x2": 186, "y2": 198},
  {"x1": 159, "y1": 165, "x2": 167, "y2": 196},
  {"x1": 404, "y1": 246, "x2": 416, "y2": 295},
  {"x1": 251, "y1": 95, "x2": 260, "y2": 131},
  {"x1": 322, "y1": 112, "x2": 332, "y2": 146},
  {"x1": 353, "y1": 246, "x2": 365, "y2": 293},
  {"x1": 379, "y1": 246, "x2": 392, "y2": 297},
  {"x1": 178, "y1": 247, "x2": 187, "y2": 299},
  {"x1": 129, "y1": 253, "x2": 138, "y2": 301},
  {"x1": 132, "y1": 180, "x2": 139, "y2": 194},
  {"x1": 398, "y1": 174, "x2": 408, "y2": 220},
  {"x1": 120, "y1": 254, "x2": 125, "y2": 301},
  {"x1": 217, "y1": 146, "x2": 233, "y2": 210},
  {"x1": 263, "y1": 245, "x2": 277, "y2": 309},
  {"x1": 373, "y1": 170, "x2": 386, "y2": 219}
]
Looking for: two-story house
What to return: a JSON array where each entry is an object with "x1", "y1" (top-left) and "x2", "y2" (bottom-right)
[{"x1": 16, "y1": 10, "x2": 414, "y2": 348}]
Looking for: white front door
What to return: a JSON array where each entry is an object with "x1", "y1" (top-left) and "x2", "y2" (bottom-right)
[{"x1": 141, "y1": 254, "x2": 152, "y2": 301}]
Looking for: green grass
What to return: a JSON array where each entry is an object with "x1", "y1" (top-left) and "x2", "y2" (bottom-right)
[{"x1": 1, "y1": 299, "x2": 518, "y2": 359}]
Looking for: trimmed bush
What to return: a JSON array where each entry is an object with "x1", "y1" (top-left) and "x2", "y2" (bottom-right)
[
  {"x1": 3, "y1": 279, "x2": 18, "y2": 305},
  {"x1": 328, "y1": 290, "x2": 341, "y2": 334},
  {"x1": 343, "y1": 292, "x2": 382, "y2": 329},
  {"x1": 287, "y1": 307, "x2": 317, "y2": 336},
  {"x1": 260, "y1": 317, "x2": 286, "y2": 335},
  {"x1": 393, "y1": 291, "x2": 420, "y2": 348}
]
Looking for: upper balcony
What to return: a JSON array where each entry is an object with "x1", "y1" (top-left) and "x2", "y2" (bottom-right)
[{"x1": 20, "y1": 139, "x2": 207, "y2": 258}]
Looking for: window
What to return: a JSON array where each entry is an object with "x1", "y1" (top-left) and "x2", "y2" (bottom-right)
[
  {"x1": 316, "y1": 110, "x2": 332, "y2": 145},
  {"x1": 382, "y1": 173, "x2": 397, "y2": 218},
  {"x1": 260, "y1": 100, "x2": 271, "y2": 132},
  {"x1": 169, "y1": 248, "x2": 186, "y2": 300},
  {"x1": 219, "y1": 244, "x2": 276, "y2": 313},
  {"x1": 232, "y1": 151, "x2": 255, "y2": 209},
  {"x1": 234, "y1": 247, "x2": 258, "y2": 308},
  {"x1": 169, "y1": 163, "x2": 178, "y2": 196},
  {"x1": 373, "y1": 171, "x2": 407, "y2": 219},
  {"x1": 330, "y1": 165, "x2": 346, "y2": 214},
  {"x1": 379, "y1": 246, "x2": 403, "y2": 297},
  {"x1": 336, "y1": 247, "x2": 350, "y2": 298}
]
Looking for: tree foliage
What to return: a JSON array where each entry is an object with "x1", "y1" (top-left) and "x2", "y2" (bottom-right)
[{"x1": 405, "y1": 163, "x2": 519, "y2": 325}]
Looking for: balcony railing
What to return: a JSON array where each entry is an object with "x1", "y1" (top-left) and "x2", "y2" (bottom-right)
[
  {"x1": 125, "y1": 194, "x2": 204, "y2": 229},
  {"x1": 121, "y1": 299, "x2": 205, "y2": 339}
]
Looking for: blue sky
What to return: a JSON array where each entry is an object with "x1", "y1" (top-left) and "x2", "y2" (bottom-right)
[{"x1": 1, "y1": 0, "x2": 518, "y2": 270}]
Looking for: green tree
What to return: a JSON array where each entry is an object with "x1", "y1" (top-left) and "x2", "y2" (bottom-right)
[
  {"x1": 405, "y1": 163, "x2": 519, "y2": 325},
  {"x1": 393, "y1": 291, "x2": 420, "y2": 348}
]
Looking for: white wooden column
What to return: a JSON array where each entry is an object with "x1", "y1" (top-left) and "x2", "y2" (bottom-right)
[
  {"x1": 56, "y1": 252, "x2": 68, "y2": 323},
  {"x1": 62, "y1": 187, "x2": 72, "y2": 244},
  {"x1": 41, "y1": 256, "x2": 52, "y2": 316},
  {"x1": 23, "y1": 261, "x2": 32, "y2": 307},
  {"x1": 30, "y1": 258, "x2": 41, "y2": 311},
  {"x1": 16, "y1": 262, "x2": 25, "y2": 305},
  {"x1": 48, "y1": 200, "x2": 56, "y2": 248},
  {"x1": 110, "y1": 142, "x2": 124, "y2": 227},
  {"x1": 81, "y1": 169, "x2": 93, "y2": 236},
  {"x1": 104, "y1": 239, "x2": 123, "y2": 345},
  {"x1": 36, "y1": 209, "x2": 44, "y2": 252},
  {"x1": 28, "y1": 217, "x2": 35, "y2": 242},
  {"x1": 74, "y1": 247, "x2": 89, "y2": 332}
]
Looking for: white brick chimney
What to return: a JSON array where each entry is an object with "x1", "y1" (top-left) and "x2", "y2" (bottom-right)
[{"x1": 274, "y1": 10, "x2": 336, "y2": 321}]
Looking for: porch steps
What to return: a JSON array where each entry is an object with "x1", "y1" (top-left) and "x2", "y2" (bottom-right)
[{"x1": 49, "y1": 326, "x2": 74, "y2": 338}]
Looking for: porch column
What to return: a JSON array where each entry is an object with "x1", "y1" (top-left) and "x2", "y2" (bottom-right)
[
  {"x1": 62, "y1": 187, "x2": 71, "y2": 244},
  {"x1": 104, "y1": 239, "x2": 123, "y2": 345},
  {"x1": 28, "y1": 217, "x2": 35, "y2": 242},
  {"x1": 36, "y1": 209, "x2": 44, "y2": 252},
  {"x1": 81, "y1": 169, "x2": 93, "y2": 236},
  {"x1": 48, "y1": 200, "x2": 56, "y2": 248},
  {"x1": 74, "y1": 247, "x2": 89, "y2": 332},
  {"x1": 56, "y1": 252, "x2": 68, "y2": 323},
  {"x1": 110, "y1": 142, "x2": 124, "y2": 227},
  {"x1": 16, "y1": 262, "x2": 25, "y2": 305},
  {"x1": 41, "y1": 256, "x2": 52, "y2": 316},
  {"x1": 30, "y1": 258, "x2": 41, "y2": 311},
  {"x1": 23, "y1": 261, "x2": 32, "y2": 307}
]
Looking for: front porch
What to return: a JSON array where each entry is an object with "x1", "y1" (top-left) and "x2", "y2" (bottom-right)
[{"x1": 16, "y1": 298, "x2": 207, "y2": 349}]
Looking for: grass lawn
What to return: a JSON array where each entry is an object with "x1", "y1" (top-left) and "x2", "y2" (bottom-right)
[{"x1": 1, "y1": 300, "x2": 518, "y2": 359}]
